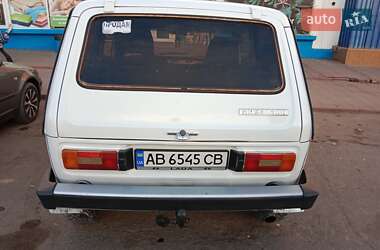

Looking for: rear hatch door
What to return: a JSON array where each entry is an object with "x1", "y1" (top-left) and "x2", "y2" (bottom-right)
[{"x1": 57, "y1": 14, "x2": 301, "y2": 142}]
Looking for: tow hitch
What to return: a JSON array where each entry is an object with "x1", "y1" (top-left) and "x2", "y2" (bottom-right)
[
  {"x1": 175, "y1": 209, "x2": 189, "y2": 228},
  {"x1": 156, "y1": 209, "x2": 189, "y2": 228}
]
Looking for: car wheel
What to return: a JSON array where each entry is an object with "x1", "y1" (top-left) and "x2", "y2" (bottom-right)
[{"x1": 16, "y1": 82, "x2": 40, "y2": 124}]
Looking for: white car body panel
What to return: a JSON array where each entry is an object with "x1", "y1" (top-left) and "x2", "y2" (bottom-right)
[
  {"x1": 44, "y1": 0, "x2": 313, "y2": 186},
  {"x1": 284, "y1": 27, "x2": 313, "y2": 142}
]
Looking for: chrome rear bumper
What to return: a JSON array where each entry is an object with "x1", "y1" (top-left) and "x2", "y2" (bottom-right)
[{"x1": 37, "y1": 183, "x2": 318, "y2": 211}]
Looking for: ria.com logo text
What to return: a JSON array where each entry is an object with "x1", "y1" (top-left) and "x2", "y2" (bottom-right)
[{"x1": 300, "y1": 9, "x2": 372, "y2": 31}]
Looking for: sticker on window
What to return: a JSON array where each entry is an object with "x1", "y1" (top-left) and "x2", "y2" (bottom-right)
[{"x1": 102, "y1": 20, "x2": 132, "y2": 34}]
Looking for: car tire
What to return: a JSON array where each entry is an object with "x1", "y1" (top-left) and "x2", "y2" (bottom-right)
[{"x1": 16, "y1": 82, "x2": 40, "y2": 124}]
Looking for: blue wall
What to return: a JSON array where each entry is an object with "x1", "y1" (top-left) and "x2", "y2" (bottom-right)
[
  {"x1": 296, "y1": 34, "x2": 333, "y2": 59},
  {"x1": 1, "y1": 29, "x2": 332, "y2": 59},
  {"x1": 339, "y1": 0, "x2": 380, "y2": 48},
  {"x1": 2, "y1": 29, "x2": 64, "y2": 51}
]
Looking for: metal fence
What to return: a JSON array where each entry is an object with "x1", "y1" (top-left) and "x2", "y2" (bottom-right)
[{"x1": 338, "y1": 0, "x2": 380, "y2": 48}]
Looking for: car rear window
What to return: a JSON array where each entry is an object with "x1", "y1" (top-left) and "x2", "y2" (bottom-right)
[{"x1": 78, "y1": 15, "x2": 284, "y2": 93}]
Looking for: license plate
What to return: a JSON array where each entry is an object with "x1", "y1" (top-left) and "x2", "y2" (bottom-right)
[{"x1": 135, "y1": 150, "x2": 229, "y2": 170}]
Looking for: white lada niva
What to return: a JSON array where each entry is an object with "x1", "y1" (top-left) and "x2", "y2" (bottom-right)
[{"x1": 38, "y1": 0, "x2": 318, "y2": 225}]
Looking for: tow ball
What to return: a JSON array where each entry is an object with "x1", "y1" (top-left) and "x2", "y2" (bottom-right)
[
  {"x1": 156, "y1": 209, "x2": 189, "y2": 228},
  {"x1": 175, "y1": 209, "x2": 188, "y2": 228}
]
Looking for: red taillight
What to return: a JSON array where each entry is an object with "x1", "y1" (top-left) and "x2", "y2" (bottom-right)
[
  {"x1": 244, "y1": 153, "x2": 296, "y2": 172},
  {"x1": 62, "y1": 149, "x2": 118, "y2": 170}
]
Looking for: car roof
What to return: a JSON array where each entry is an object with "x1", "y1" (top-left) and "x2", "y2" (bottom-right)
[{"x1": 71, "y1": 0, "x2": 290, "y2": 27}]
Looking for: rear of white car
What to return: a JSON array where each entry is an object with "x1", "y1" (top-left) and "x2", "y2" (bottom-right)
[{"x1": 38, "y1": 0, "x2": 317, "y2": 214}]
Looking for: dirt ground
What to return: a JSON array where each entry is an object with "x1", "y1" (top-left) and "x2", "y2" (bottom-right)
[{"x1": 0, "y1": 103, "x2": 379, "y2": 250}]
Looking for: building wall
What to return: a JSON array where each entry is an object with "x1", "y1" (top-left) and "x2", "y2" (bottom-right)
[
  {"x1": 0, "y1": 0, "x2": 326, "y2": 58},
  {"x1": 339, "y1": 0, "x2": 380, "y2": 48},
  {"x1": 311, "y1": 0, "x2": 347, "y2": 49}
]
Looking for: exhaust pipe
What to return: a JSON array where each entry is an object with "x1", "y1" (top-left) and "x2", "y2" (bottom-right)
[
  {"x1": 263, "y1": 213, "x2": 277, "y2": 223},
  {"x1": 254, "y1": 211, "x2": 277, "y2": 223},
  {"x1": 257, "y1": 208, "x2": 303, "y2": 223}
]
